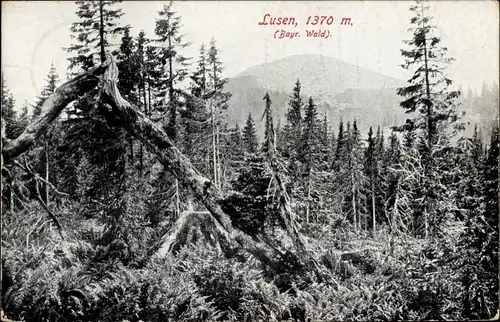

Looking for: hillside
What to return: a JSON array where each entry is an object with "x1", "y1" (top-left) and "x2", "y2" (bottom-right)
[{"x1": 225, "y1": 54, "x2": 406, "y2": 137}]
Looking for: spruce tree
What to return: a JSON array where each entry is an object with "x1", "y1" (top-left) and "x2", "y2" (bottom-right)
[
  {"x1": 207, "y1": 38, "x2": 231, "y2": 189},
  {"x1": 150, "y1": 4, "x2": 192, "y2": 221},
  {"x1": 397, "y1": 0, "x2": 462, "y2": 147},
  {"x1": 458, "y1": 124, "x2": 499, "y2": 319},
  {"x1": 117, "y1": 27, "x2": 139, "y2": 102},
  {"x1": 364, "y1": 127, "x2": 378, "y2": 232},
  {"x1": 298, "y1": 97, "x2": 320, "y2": 222},
  {"x1": 228, "y1": 100, "x2": 272, "y2": 236},
  {"x1": 346, "y1": 120, "x2": 367, "y2": 232},
  {"x1": 333, "y1": 120, "x2": 347, "y2": 171},
  {"x1": 242, "y1": 112, "x2": 258, "y2": 154},
  {"x1": 396, "y1": 0, "x2": 462, "y2": 238},
  {"x1": 374, "y1": 126, "x2": 386, "y2": 223},
  {"x1": 33, "y1": 63, "x2": 59, "y2": 119},
  {"x1": 134, "y1": 30, "x2": 151, "y2": 115},
  {"x1": 66, "y1": 0, "x2": 127, "y2": 72},
  {"x1": 284, "y1": 79, "x2": 303, "y2": 160},
  {"x1": 31, "y1": 64, "x2": 61, "y2": 205},
  {"x1": 261, "y1": 94, "x2": 274, "y2": 154},
  {"x1": 480, "y1": 125, "x2": 499, "y2": 316},
  {"x1": 375, "y1": 126, "x2": 385, "y2": 158},
  {"x1": 191, "y1": 44, "x2": 208, "y2": 97},
  {"x1": 228, "y1": 123, "x2": 244, "y2": 163},
  {"x1": 64, "y1": 0, "x2": 129, "y2": 244},
  {"x1": 154, "y1": 3, "x2": 191, "y2": 141},
  {"x1": 182, "y1": 44, "x2": 211, "y2": 178},
  {"x1": 1, "y1": 73, "x2": 17, "y2": 139},
  {"x1": 455, "y1": 125, "x2": 484, "y2": 216},
  {"x1": 384, "y1": 131, "x2": 403, "y2": 231}
]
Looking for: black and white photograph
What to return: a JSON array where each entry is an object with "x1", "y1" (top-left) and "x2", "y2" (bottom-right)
[{"x1": 1, "y1": 0, "x2": 499, "y2": 321}]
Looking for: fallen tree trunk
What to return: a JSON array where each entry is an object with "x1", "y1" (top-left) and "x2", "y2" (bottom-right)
[
  {"x1": 155, "y1": 211, "x2": 235, "y2": 257},
  {"x1": 98, "y1": 59, "x2": 285, "y2": 269}
]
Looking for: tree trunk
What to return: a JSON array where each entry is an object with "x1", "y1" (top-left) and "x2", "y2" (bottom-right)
[
  {"x1": 99, "y1": 0, "x2": 105, "y2": 64},
  {"x1": 216, "y1": 124, "x2": 221, "y2": 189},
  {"x1": 371, "y1": 179, "x2": 376, "y2": 232},
  {"x1": 421, "y1": 2, "x2": 433, "y2": 149},
  {"x1": 175, "y1": 178, "x2": 180, "y2": 219},
  {"x1": 155, "y1": 211, "x2": 234, "y2": 257},
  {"x1": 352, "y1": 172, "x2": 357, "y2": 233},
  {"x1": 45, "y1": 136, "x2": 50, "y2": 206},
  {"x1": 211, "y1": 101, "x2": 218, "y2": 188},
  {"x1": 424, "y1": 205, "x2": 429, "y2": 239},
  {"x1": 9, "y1": 164, "x2": 15, "y2": 213},
  {"x1": 306, "y1": 171, "x2": 311, "y2": 223},
  {"x1": 147, "y1": 82, "x2": 152, "y2": 116}
]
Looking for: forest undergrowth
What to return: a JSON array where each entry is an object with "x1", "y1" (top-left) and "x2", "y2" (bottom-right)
[{"x1": 1, "y1": 201, "x2": 470, "y2": 322}]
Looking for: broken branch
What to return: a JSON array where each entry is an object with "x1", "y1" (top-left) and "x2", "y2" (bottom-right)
[{"x1": 2, "y1": 64, "x2": 108, "y2": 165}]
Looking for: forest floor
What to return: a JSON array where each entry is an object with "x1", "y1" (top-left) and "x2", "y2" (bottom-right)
[{"x1": 1, "y1": 204, "x2": 466, "y2": 321}]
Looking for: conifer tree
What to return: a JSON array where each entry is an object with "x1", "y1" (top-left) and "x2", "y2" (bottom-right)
[
  {"x1": 33, "y1": 63, "x2": 59, "y2": 119},
  {"x1": 207, "y1": 38, "x2": 231, "y2": 189},
  {"x1": 333, "y1": 120, "x2": 347, "y2": 171},
  {"x1": 275, "y1": 119, "x2": 286, "y2": 155},
  {"x1": 1, "y1": 73, "x2": 17, "y2": 139},
  {"x1": 228, "y1": 123, "x2": 244, "y2": 164},
  {"x1": 117, "y1": 27, "x2": 139, "y2": 102},
  {"x1": 299, "y1": 97, "x2": 319, "y2": 222},
  {"x1": 396, "y1": 0, "x2": 462, "y2": 238},
  {"x1": 64, "y1": 0, "x2": 129, "y2": 242},
  {"x1": 383, "y1": 131, "x2": 403, "y2": 231},
  {"x1": 317, "y1": 115, "x2": 331, "y2": 170},
  {"x1": 347, "y1": 120, "x2": 367, "y2": 232},
  {"x1": 18, "y1": 101, "x2": 30, "y2": 131},
  {"x1": 150, "y1": 4, "x2": 192, "y2": 220},
  {"x1": 154, "y1": 2, "x2": 191, "y2": 141},
  {"x1": 375, "y1": 126, "x2": 385, "y2": 158},
  {"x1": 374, "y1": 126, "x2": 386, "y2": 222},
  {"x1": 133, "y1": 30, "x2": 150, "y2": 175},
  {"x1": 1, "y1": 74, "x2": 17, "y2": 214},
  {"x1": 458, "y1": 124, "x2": 499, "y2": 319},
  {"x1": 182, "y1": 44, "x2": 211, "y2": 178},
  {"x1": 397, "y1": 0, "x2": 462, "y2": 148},
  {"x1": 242, "y1": 112, "x2": 258, "y2": 154},
  {"x1": 364, "y1": 127, "x2": 378, "y2": 231},
  {"x1": 286, "y1": 79, "x2": 303, "y2": 135},
  {"x1": 228, "y1": 99, "x2": 272, "y2": 236},
  {"x1": 284, "y1": 79, "x2": 303, "y2": 162},
  {"x1": 455, "y1": 125, "x2": 484, "y2": 216},
  {"x1": 31, "y1": 64, "x2": 61, "y2": 205},
  {"x1": 66, "y1": 0, "x2": 127, "y2": 72}
]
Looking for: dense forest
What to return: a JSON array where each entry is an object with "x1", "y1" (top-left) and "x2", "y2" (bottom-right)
[{"x1": 1, "y1": 0, "x2": 498, "y2": 321}]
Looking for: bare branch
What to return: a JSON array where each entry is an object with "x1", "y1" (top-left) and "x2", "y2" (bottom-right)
[
  {"x1": 34, "y1": 180, "x2": 65, "y2": 239},
  {"x1": 13, "y1": 160, "x2": 69, "y2": 197}
]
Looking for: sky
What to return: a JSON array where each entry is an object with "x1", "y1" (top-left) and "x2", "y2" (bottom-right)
[{"x1": 1, "y1": 0, "x2": 499, "y2": 110}]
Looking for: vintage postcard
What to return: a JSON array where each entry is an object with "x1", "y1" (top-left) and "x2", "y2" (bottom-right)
[{"x1": 1, "y1": 1, "x2": 498, "y2": 321}]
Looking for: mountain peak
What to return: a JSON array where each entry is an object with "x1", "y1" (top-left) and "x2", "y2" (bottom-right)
[{"x1": 233, "y1": 54, "x2": 403, "y2": 98}]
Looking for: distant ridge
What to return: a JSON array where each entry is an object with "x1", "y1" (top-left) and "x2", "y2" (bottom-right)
[{"x1": 225, "y1": 54, "x2": 406, "y2": 138}]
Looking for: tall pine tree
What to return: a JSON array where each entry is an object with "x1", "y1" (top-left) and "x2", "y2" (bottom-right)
[
  {"x1": 153, "y1": 2, "x2": 191, "y2": 141},
  {"x1": 242, "y1": 112, "x2": 258, "y2": 154},
  {"x1": 396, "y1": 0, "x2": 462, "y2": 238}
]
